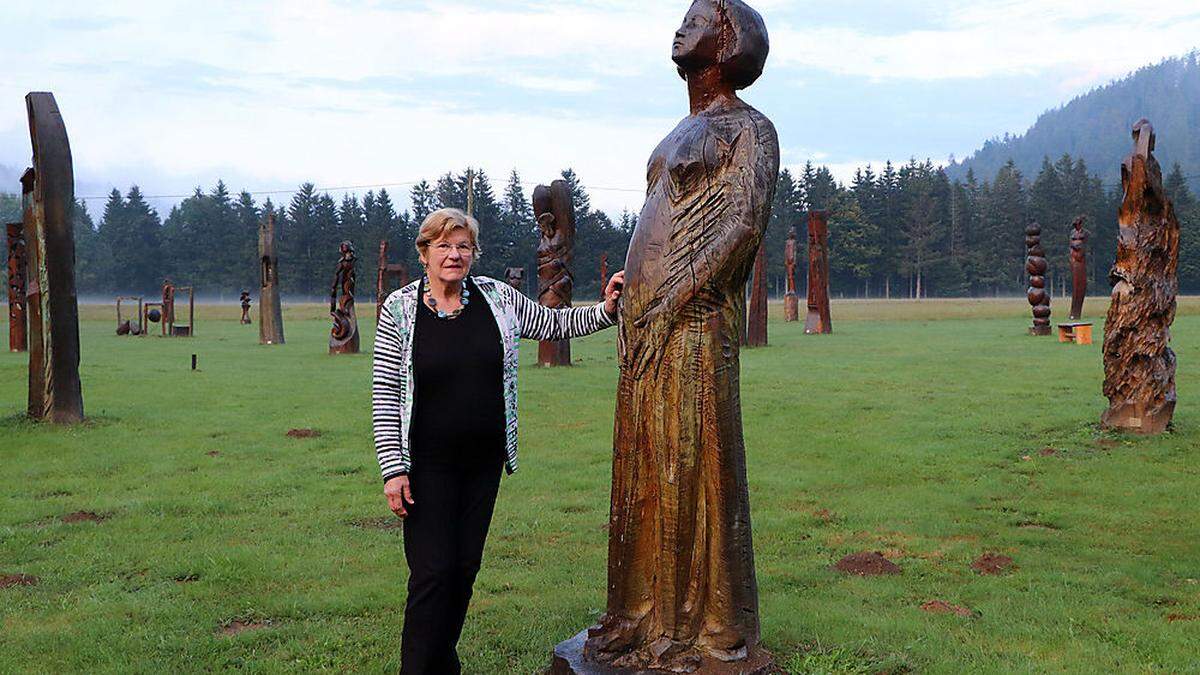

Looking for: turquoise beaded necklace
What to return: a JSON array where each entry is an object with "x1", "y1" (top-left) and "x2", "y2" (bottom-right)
[{"x1": 422, "y1": 276, "x2": 470, "y2": 319}]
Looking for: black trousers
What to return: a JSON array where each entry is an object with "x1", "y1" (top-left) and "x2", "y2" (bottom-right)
[{"x1": 400, "y1": 463, "x2": 503, "y2": 675}]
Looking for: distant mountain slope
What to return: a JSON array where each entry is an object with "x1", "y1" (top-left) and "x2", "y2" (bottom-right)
[{"x1": 948, "y1": 52, "x2": 1200, "y2": 185}]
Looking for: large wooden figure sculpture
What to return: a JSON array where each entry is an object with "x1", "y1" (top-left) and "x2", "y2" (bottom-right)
[
  {"x1": 1026, "y1": 222, "x2": 1051, "y2": 335},
  {"x1": 329, "y1": 241, "x2": 359, "y2": 355},
  {"x1": 7, "y1": 221, "x2": 26, "y2": 352},
  {"x1": 746, "y1": 241, "x2": 768, "y2": 346},
  {"x1": 258, "y1": 212, "x2": 285, "y2": 345},
  {"x1": 804, "y1": 210, "x2": 832, "y2": 334},
  {"x1": 783, "y1": 226, "x2": 798, "y2": 322},
  {"x1": 1069, "y1": 216, "x2": 1088, "y2": 320},
  {"x1": 534, "y1": 180, "x2": 575, "y2": 367},
  {"x1": 376, "y1": 240, "x2": 409, "y2": 326},
  {"x1": 1101, "y1": 119, "x2": 1179, "y2": 435},
  {"x1": 553, "y1": 2, "x2": 780, "y2": 672},
  {"x1": 22, "y1": 92, "x2": 83, "y2": 423}
]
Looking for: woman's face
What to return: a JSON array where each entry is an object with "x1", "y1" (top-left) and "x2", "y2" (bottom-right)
[
  {"x1": 672, "y1": 1, "x2": 722, "y2": 72},
  {"x1": 421, "y1": 229, "x2": 475, "y2": 285}
]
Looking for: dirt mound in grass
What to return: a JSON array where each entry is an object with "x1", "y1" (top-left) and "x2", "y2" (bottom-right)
[
  {"x1": 921, "y1": 600, "x2": 974, "y2": 617},
  {"x1": 219, "y1": 619, "x2": 271, "y2": 636},
  {"x1": 971, "y1": 552, "x2": 1014, "y2": 575},
  {"x1": 1038, "y1": 447, "x2": 1058, "y2": 457},
  {"x1": 61, "y1": 511, "x2": 105, "y2": 524},
  {"x1": 834, "y1": 551, "x2": 901, "y2": 576},
  {"x1": 0, "y1": 573, "x2": 40, "y2": 588},
  {"x1": 286, "y1": 429, "x2": 321, "y2": 438},
  {"x1": 1167, "y1": 614, "x2": 1198, "y2": 623}
]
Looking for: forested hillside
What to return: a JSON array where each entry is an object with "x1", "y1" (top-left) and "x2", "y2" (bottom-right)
[{"x1": 948, "y1": 52, "x2": 1200, "y2": 188}]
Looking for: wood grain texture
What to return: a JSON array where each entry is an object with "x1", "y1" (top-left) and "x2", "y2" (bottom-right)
[
  {"x1": 746, "y1": 241, "x2": 768, "y2": 346},
  {"x1": 534, "y1": 180, "x2": 575, "y2": 367},
  {"x1": 258, "y1": 212, "x2": 285, "y2": 345},
  {"x1": 783, "y1": 226, "x2": 798, "y2": 322},
  {"x1": 804, "y1": 211, "x2": 832, "y2": 334}
]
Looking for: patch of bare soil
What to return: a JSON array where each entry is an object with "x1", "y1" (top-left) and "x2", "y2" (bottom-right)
[
  {"x1": 971, "y1": 552, "x2": 1015, "y2": 575},
  {"x1": 833, "y1": 551, "x2": 902, "y2": 576},
  {"x1": 61, "y1": 511, "x2": 105, "y2": 524},
  {"x1": 206, "y1": 450, "x2": 221, "y2": 457},
  {"x1": 1167, "y1": 614, "x2": 1197, "y2": 623},
  {"x1": 920, "y1": 600, "x2": 974, "y2": 617},
  {"x1": 813, "y1": 509, "x2": 837, "y2": 522},
  {"x1": 1016, "y1": 520, "x2": 1060, "y2": 531},
  {"x1": 286, "y1": 429, "x2": 321, "y2": 438},
  {"x1": 0, "y1": 573, "x2": 40, "y2": 588},
  {"x1": 1038, "y1": 447, "x2": 1058, "y2": 457},
  {"x1": 219, "y1": 619, "x2": 271, "y2": 636},
  {"x1": 350, "y1": 516, "x2": 403, "y2": 531}
]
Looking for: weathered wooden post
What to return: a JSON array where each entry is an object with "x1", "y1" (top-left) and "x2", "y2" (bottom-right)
[
  {"x1": 258, "y1": 212, "x2": 285, "y2": 345},
  {"x1": 783, "y1": 226, "x2": 799, "y2": 322},
  {"x1": 804, "y1": 210, "x2": 832, "y2": 334},
  {"x1": 534, "y1": 180, "x2": 575, "y2": 367}
]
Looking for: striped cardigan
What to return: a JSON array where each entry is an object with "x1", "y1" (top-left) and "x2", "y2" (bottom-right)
[{"x1": 372, "y1": 275, "x2": 616, "y2": 480}]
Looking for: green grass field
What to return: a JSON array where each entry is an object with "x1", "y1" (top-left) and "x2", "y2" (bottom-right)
[{"x1": 2, "y1": 298, "x2": 1199, "y2": 673}]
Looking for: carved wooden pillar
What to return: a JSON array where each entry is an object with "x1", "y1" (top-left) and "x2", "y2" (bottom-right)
[
  {"x1": 7, "y1": 221, "x2": 26, "y2": 352},
  {"x1": 804, "y1": 210, "x2": 832, "y2": 334},
  {"x1": 258, "y1": 212, "x2": 285, "y2": 345},
  {"x1": 1101, "y1": 119, "x2": 1179, "y2": 434},
  {"x1": 1025, "y1": 222, "x2": 1051, "y2": 335},
  {"x1": 1069, "y1": 216, "x2": 1088, "y2": 320},
  {"x1": 329, "y1": 241, "x2": 360, "y2": 355},
  {"x1": 23, "y1": 92, "x2": 83, "y2": 423},
  {"x1": 783, "y1": 226, "x2": 798, "y2": 322},
  {"x1": 534, "y1": 180, "x2": 575, "y2": 367},
  {"x1": 746, "y1": 241, "x2": 768, "y2": 346},
  {"x1": 599, "y1": 253, "x2": 609, "y2": 302},
  {"x1": 376, "y1": 240, "x2": 409, "y2": 327}
]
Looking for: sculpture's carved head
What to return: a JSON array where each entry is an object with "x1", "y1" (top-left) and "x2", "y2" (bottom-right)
[
  {"x1": 1132, "y1": 118, "x2": 1156, "y2": 156},
  {"x1": 673, "y1": 0, "x2": 769, "y2": 90},
  {"x1": 340, "y1": 240, "x2": 355, "y2": 257}
]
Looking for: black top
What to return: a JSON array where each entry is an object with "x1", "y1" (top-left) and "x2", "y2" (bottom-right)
[{"x1": 408, "y1": 278, "x2": 507, "y2": 471}]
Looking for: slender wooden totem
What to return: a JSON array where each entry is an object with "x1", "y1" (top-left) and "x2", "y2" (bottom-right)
[
  {"x1": 534, "y1": 180, "x2": 575, "y2": 367},
  {"x1": 1101, "y1": 119, "x2": 1179, "y2": 435},
  {"x1": 7, "y1": 221, "x2": 26, "y2": 352},
  {"x1": 783, "y1": 226, "x2": 799, "y2": 322},
  {"x1": 1069, "y1": 216, "x2": 1088, "y2": 320},
  {"x1": 552, "y1": 1, "x2": 779, "y2": 672},
  {"x1": 258, "y1": 212, "x2": 285, "y2": 345},
  {"x1": 376, "y1": 240, "x2": 409, "y2": 326},
  {"x1": 1025, "y1": 222, "x2": 1051, "y2": 335},
  {"x1": 746, "y1": 241, "x2": 768, "y2": 346},
  {"x1": 329, "y1": 241, "x2": 359, "y2": 355},
  {"x1": 804, "y1": 210, "x2": 832, "y2": 334},
  {"x1": 23, "y1": 92, "x2": 84, "y2": 424}
]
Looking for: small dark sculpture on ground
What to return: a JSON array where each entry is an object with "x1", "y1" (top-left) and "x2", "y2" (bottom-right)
[
  {"x1": 804, "y1": 210, "x2": 832, "y2": 334},
  {"x1": 329, "y1": 241, "x2": 360, "y2": 355},
  {"x1": 504, "y1": 267, "x2": 525, "y2": 293},
  {"x1": 259, "y1": 212, "x2": 285, "y2": 345},
  {"x1": 551, "y1": 2, "x2": 780, "y2": 673},
  {"x1": 534, "y1": 180, "x2": 575, "y2": 367},
  {"x1": 1069, "y1": 216, "x2": 1088, "y2": 320},
  {"x1": 1102, "y1": 119, "x2": 1179, "y2": 435},
  {"x1": 240, "y1": 291, "x2": 252, "y2": 325},
  {"x1": 746, "y1": 241, "x2": 768, "y2": 346},
  {"x1": 7, "y1": 222, "x2": 26, "y2": 352},
  {"x1": 22, "y1": 92, "x2": 83, "y2": 423},
  {"x1": 1025, "y1": 222, "x2": 1051, "y2": 335},
  {"x1": 784, "y1": 226, "x2": 798, "y2": 322},
  {"x1": 376, "y1": 240, "x2": 409, "y2": 326}
]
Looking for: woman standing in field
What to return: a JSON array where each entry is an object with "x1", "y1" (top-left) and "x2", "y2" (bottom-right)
[{"x1": 371, "y1": 207, "x2": 623, "y2": 674}]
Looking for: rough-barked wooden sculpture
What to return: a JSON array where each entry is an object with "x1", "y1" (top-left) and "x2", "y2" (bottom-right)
[
  {"x1": 22, "y1": 92, "x2": 83, "y2": 423},
  {"x1": 1101, "y1": 119, "x2": 1179, "y2": 435},
  {"x1": 329, "y1": 240, "x2": 359, "y2": 355},
  {"x1": 7, "y1": 221, "x2": 26, "y2": 352},
  {"x1": 553, "y1": 2, "x2": 780, "y2": 673},
  {"x1": 376, "y1": 240, "x2": 409, "y2": 327},
  {"x1": 746, "y1": 241, "x2": 768, "y2": 346},
  {"x1": 258, "y1": 212, "x2": 285, "y2": 345},
  {"x1": 534, "y1": 180, "x2": 575, "y2": 367},
  {"x1": 1026, "y1": 222, "x2": 1051, "y2": 335},
  {"x1": 1069, "y1": 216, "x2": 1088, "y2": 320},
  {"x1": 783, "y1": 226, "x2": 798, "y2": 322},
  {"x1": 804, "y1": 210, "x2": 832, "y2": 334},
  {"x1": 161, "y1": 279, "x2": 176, "y2": 336}
]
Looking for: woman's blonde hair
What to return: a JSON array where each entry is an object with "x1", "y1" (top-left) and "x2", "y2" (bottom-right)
[{"x1": 415, "y1": 208, "x2": 482, "y2": 257}]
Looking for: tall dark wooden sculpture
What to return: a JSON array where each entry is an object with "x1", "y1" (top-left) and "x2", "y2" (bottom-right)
[
  {"x1": 599, "y1": 252, "x2": 609, "y2": 302},
  {"x1": 534, "y1": 180, "x2": 575, "y2": 367},
  {"x1": 504, "y1": 266, "x2": 525, "y2": 293},
  {"x1": 804, "y1": 210, "x2": 832, "y2": 334},
  {"x1": 1069, "y1": 216, "x2": 1088, "y2": 320},
  {"x1": 258, "y1": 212, "x2": 285, "y2": 345},
  {"x1": 7, "y1": 221, "x2": 26, "y2": 352},
  {"x1": 1025, "y1": 222, "x2": 1051, "y2": 335},
  {"x1": 376, "y1": 240, "x2": 409, "y2": 326},
  {"x1": 161, "y1": 279, "x2": 176, "y2": 335},
  {"x1": 783, "y1": 226, "x2": 798, "y2": 322},
  {"x1": 239, "y1": 291, "x2": 252, "y2": 325},
  {"x1": 553, "y1": 2, "x2": 780, "y2": 673},
  {"x1": 1102, "y1": 119, "x2": 1179, "y2": 435},
  {"x1": 22, "y1": 92, "x2": 83, "y2": 424},
  {"x1": 746, "y1": 241, "x2": 768, "y2": 346},
  {"x1": 329, "y1": 241, "x2": 359, "y2": 355}
]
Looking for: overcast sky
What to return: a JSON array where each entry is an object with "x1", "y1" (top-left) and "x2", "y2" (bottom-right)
[{"x1": 2, "y1": 0, "x2": 1199, "y2": 218}]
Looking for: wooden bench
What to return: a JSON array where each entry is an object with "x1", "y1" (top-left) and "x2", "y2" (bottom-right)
[{"x1": 1058, "y1": 322, "x2": 1093, "y2": 345}]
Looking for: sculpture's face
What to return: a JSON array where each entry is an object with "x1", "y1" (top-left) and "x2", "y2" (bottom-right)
[
  {"x1": 672, "y1": 0, "x2": 722, "y2": 73},
  {"x1": 421, "y1": 229, "x2": 475, "y2": 285}
]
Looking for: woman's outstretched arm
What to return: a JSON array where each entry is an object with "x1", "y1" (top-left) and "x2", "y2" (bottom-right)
[
  {"x1": 507, "y1": 275, "x2": 621, "y2": 342},
  {"x1": 372, "y1": 303, "x2": 409, "y2": 479}
]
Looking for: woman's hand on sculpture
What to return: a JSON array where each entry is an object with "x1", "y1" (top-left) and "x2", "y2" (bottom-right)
[
  {"x1": 603, "y1": 271, "x2": 626, "y2": 317},
  {"x1": 384, "y1": 475, "x2": 415, "y2": 519}
]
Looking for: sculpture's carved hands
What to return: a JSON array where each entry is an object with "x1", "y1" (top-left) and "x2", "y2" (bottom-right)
[
  {"x1": 603, "y1": 271, "x2": 625, "y2": 317},
  {"x1": 384, "y1": 475, "x2": 415, "y2": 519}
]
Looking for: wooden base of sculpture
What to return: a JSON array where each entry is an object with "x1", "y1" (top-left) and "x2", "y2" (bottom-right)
[
  {"x1": 329, "y1": 307, "x2": 360, "y2": 355},
  {"x1": 1028, "y1": 325, "x2": 1051, "y2": 337},
  {"x1": 548, "y1": 630, "x2": 776, "y2": 675},
  {"x1": 783, "y1": 293, "x2": 798, "y2": 322}
]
